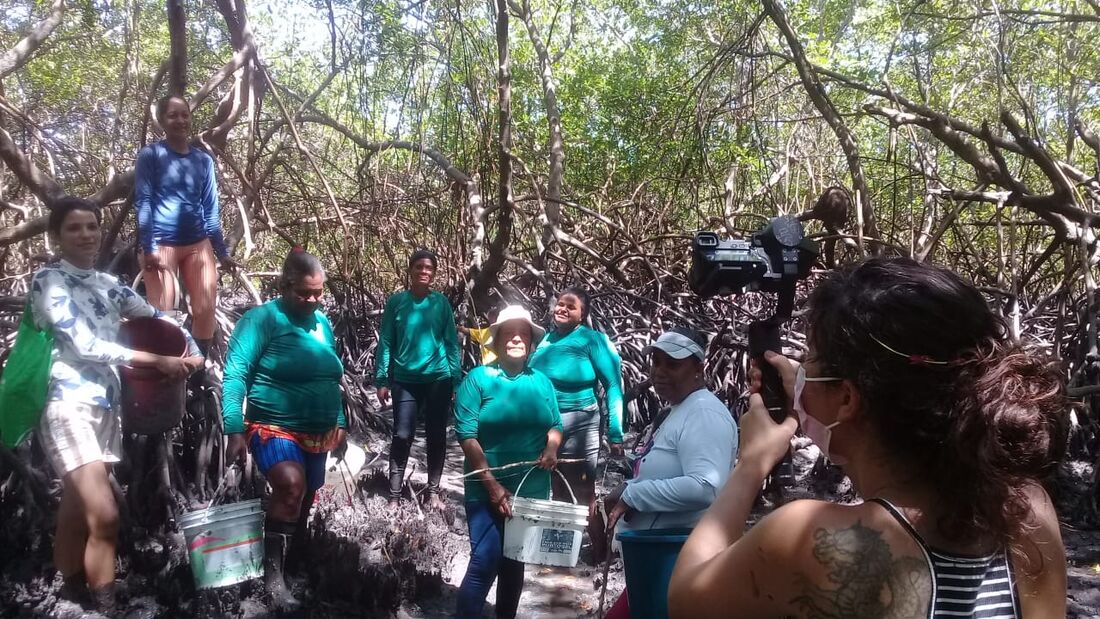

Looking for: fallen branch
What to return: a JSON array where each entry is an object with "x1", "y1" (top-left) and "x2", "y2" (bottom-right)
[{"x1": 455, "y1": 458, "x2": 585, "y2": 480}]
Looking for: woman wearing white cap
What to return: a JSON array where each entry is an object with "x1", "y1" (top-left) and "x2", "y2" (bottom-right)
[
  {"x1": 602, "y1": 326, "x2": 738, "y2": 619},
  {"x1": 453, "y1": 304, "x2": 564, "y2": 618}
]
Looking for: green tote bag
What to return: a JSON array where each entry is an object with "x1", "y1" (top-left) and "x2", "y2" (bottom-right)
[{"x1": 0, "y1": 304, "x2": 54, "y2": 448}]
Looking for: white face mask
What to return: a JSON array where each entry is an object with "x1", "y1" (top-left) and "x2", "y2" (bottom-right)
[{"x1": 794, "y1": 365, "x2": 845, "y2": 463}]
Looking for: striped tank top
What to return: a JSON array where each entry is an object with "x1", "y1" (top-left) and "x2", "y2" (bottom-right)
[{"x1": 870, "y1": 498, "x2": 1021, "y2": 619}]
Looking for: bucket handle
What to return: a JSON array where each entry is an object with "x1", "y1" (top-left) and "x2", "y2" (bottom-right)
[
  {"x1": 208, "y1": 464, "x2": 241, "y2": 507},
  {"x1": 512, "y1": 466, "x2": 578, "y2": 507}
]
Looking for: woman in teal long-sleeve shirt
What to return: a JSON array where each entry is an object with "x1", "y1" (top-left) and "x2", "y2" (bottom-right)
[
  {"x1": 454, "y1": 304, "x2": 562, "y2": 619},
  {"x1": 222, "y1": 247, "x2": 345, "y2": 609},
  {"x1": 375, "y1": 249, "x2": 461, "y2": 508},
  {"x1": 528, "y1": 285, "x2": 624, "y2": 562}
]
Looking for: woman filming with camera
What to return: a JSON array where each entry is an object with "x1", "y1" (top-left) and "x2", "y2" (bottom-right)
[{"x1": 669, "y1": 257, "x2": 1067, "y2": 618}]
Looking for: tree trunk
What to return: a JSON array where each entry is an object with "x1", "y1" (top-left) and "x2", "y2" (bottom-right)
[
  {"x1": 167, "y1": 0, "x2": 188, "y2": 97},
  {"x1": 471, "y1": 0, "x2": 514, "y2": 308},
  {"x1": 762, "y1": 0, "x2": 879, "y2": 252},
  {"x1": 512, "y1": 0, "x2": 565, "y2": 270},
  {"x1": 0, "y1": 0, "x2": 66, "y2": 80}
]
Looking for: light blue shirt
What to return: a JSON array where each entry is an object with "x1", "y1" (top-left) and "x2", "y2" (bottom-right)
[{"x1": 620, "y1": 389, "x2": 737, "y2": 531}]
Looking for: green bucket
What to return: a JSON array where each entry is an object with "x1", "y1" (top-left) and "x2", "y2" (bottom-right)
[{"x1": 179, "y1": 499, "x2": 264, "y2": 589}]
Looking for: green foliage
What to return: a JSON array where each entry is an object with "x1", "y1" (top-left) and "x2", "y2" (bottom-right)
[{"x1": 2, "y1": 0, "x2": 1097, "y2": 296}]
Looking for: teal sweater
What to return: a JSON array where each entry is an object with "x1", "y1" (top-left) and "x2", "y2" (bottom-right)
[
  {"x1": 455, "y1": 364, "x2": 563, "y2": 502},
  {"x1": 222, "y1": 299, "x2": 346, "y2": 434},
  {"x1": 374, "y1": 290, "x2": 461, "y2": 386},
  {"x1": 528, "y1": 325, "x2": 625, "y2": 443}
]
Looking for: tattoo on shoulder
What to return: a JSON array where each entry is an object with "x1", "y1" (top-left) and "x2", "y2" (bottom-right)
[{"x1": 790, "y1": 520, "x2": 931, "y2": 619}]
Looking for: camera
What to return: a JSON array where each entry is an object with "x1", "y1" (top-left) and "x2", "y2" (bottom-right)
[
  {"x1": 688, "y1": 215, "x2": 819, "y2": 298},
  {"x1": 687, "y1": 215, "x2": 820, "y2": 493}
]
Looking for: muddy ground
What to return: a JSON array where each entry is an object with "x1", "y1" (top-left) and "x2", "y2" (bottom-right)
[{"x1": 2, "y1": 432, "x2": 1099, "y2": 618}]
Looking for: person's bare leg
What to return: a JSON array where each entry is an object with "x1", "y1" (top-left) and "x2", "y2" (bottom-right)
[
  {"x1": 55, "y1": 482, "x2": 90, "y2": 602},
  {"x1": 65, "y1": 462, "x2": 119, "y2": 610},
  {"x1": 178, "y1": 240, "x2": 219, "y2": 340},
  {"x1": 55, "y1": 482, "x2": 88, "y2": 576},
  {"x1": 140, "y1": 245, "x2": 180, "y2": 312}
]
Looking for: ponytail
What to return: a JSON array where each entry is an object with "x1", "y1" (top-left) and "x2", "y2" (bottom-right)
[{"x1": 939, "y1": 340, "x2": 1067, "y2": 547}]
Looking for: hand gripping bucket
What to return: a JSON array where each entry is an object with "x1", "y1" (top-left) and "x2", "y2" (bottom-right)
[
  {"x1": 616, "y1": 528, "x2": 693, "y2": 619},
  {"x1": 502, "y1": 467, "x2": 590, "y2": 567},
  {"x1": 179, "y1": 498, "x2": 264, "y2": 589}
]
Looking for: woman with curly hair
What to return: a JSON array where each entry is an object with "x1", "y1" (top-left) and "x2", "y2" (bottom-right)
[{"x1": 669, "y1": 257, "x2": 1068, "y2": 618}]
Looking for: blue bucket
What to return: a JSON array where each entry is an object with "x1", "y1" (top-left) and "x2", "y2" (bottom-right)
[{"x1": 616, "y1": 528, "x2": 692, "y2": 619}]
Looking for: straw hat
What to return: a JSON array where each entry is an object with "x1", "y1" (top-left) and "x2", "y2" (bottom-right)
[{"x1": 486, "y1": 304, "x2": 545, "y2": 349}]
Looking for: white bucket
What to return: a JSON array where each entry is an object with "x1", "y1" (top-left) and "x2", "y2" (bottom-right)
[
  {"x1": 502, "y1": 468, "x2": 590, "y2": 567},
  {"x1": 179, "y1": 499, "x2": 264, "y2": 589}
]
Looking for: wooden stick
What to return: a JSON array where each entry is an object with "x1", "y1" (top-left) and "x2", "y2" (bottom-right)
[
  {"x1": 454, "y1": 458, "x2": 585, "y2": 480},
  {"x1": 596, "y1": 532, "x2": 614, "y2": 619}
]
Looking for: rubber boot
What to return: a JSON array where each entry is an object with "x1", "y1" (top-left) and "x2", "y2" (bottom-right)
[
  {"x1": 587, "y1": 511, "x2": 609, "y2": 565},
  {"x1": 88, "y1": 582, "x2": 117, "y2": 615},
  {"x1": 387, "y1": 460, "x2": 405, "y2": 505},
  {"x1": 58, "y1": 571, "x2": 89, "y2": 606},
  {"x1": 263, "y1": 519, "x2": 301, "y2": 610},
  {"x1": 286, "y1": 494, "x2": 314, "y2": 575}
]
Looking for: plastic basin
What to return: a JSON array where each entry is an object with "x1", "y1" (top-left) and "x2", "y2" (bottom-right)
[{"x1": 617, "y1": 528, "x2": 693, "y2": 619}]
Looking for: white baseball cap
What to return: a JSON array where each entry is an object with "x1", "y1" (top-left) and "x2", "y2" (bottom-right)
[
  {"x1": 643, "y1": 330, "x2": 706, "y2": 361},
  {"x1": 487, "y1": 304, "x2": 546, "y2": 348}
]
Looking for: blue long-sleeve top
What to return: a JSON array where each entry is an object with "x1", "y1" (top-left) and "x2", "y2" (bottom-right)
[{"x1": 133, "y1": 141, "x2": 228, "y2": 257}]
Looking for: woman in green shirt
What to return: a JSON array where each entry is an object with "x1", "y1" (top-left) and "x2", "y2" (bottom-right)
[
  {"x1": 528, "y1": 286, "x2": 624, "y2": 561},
  {"x1": 222, "y1": 247, "x2": 346, "y2": 608},
  {"x1": 375, "y1": 249, "x2": 461, "y2": 508},
  {"x1": 454, "y1": 305, "x2": 563, "y2": 619}
]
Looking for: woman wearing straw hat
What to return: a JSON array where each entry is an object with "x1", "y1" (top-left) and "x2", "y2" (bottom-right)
[
  {"x1": 602, "y1": 326, "x2": 738, "y2": 619},
  {"x1": 453, "y1": 304, "x2": 564, "y2": 619}
]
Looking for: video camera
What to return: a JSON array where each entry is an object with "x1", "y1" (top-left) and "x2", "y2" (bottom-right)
[
  {"x1": 688, "y1": 215, "x2": 818, "y2": 298},
  {"x1": 688, "y1": 215, "x2": 819, "y2": 492}
]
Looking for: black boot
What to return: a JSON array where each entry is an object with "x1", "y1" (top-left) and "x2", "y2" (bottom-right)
[
  {"x1": 587, "y1": 511, "x2": 609, "y2": 565},
  {"x1": 285, "y1": 494, "x2": 314, "y2": 575},
  {"x1": 263, "y1": 519, "x2": 301, "y2": 610},
  {"x1": 387, "y1": 459, "x2": 406, "y2": 504},
  {"x1": 58, "y1": 571, "x2": 89, "y2": 605}
]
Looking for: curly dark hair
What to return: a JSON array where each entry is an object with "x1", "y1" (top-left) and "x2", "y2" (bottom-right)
[
  {"x1": 806, "y1": 257, "x2": 1067, "y2": 553},
  {"x1": 155, "y1": 94, "x2": 189, "y2": 122}
]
